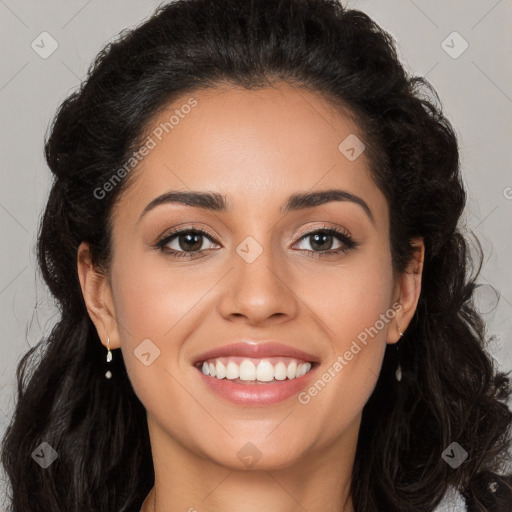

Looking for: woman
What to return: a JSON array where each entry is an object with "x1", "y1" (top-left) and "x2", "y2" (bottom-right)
[{"x1": 2, "y1": 0, "x2": 511, "y2": 510}]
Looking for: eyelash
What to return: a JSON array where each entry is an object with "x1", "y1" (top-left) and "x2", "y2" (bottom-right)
[{"x1": 154, "y1": 224, "x2": 359, "y2": 260}]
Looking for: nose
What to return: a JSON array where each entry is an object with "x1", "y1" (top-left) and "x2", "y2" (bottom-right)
[{"x1": 216, "y1": 238, "x2": 299, "y2": 326}]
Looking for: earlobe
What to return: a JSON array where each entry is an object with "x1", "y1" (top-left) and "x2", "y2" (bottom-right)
[{"x1": 77, "y1": 241, "x2": 120, "y2": 349}]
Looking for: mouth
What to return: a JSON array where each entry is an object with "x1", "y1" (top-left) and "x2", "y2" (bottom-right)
[
  {"x1": 192, "y1": 341, "x2": 320, "y2": 406},
  {"x1": 195, "y1": 356, "x2": 315, "y2": 384},
  {"x1": 195, "y1": 359, "x2": 319, "y2": 406}
]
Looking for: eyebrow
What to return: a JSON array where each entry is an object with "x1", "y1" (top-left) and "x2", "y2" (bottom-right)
[{"x1": 137, "y1": 188, "x2": 374, "y2": 224}]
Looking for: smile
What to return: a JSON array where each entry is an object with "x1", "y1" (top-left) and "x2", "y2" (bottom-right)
[{"x1": 198, "y1": 356, "x2": 313, "y2": 383}]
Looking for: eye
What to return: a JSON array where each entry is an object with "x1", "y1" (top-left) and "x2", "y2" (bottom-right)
[
  {"x1": 154, "y1": 224, "x2": 358, "y2": 260},
  {"x1": 293, "y1": 226, "x2": 358, "y2": 257},
  {"x1": 155, "y1": 228, "x2": 221, "y2": 258}
]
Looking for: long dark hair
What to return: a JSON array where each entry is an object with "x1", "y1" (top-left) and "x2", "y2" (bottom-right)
[{"x1": 2, "y1": 0, "x2": 511, "y2": 510}]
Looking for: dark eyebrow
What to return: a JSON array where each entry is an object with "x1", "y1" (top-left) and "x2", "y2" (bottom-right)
[
  {"x1": 138, "y1": 188, "x2": 374, "y2": 224},
  {"x1": 282, "y1": 189, "x2": 374, "y2": 224},
  {"x1": 138, "y1": 191, "x2": 227, "y2": 223}
]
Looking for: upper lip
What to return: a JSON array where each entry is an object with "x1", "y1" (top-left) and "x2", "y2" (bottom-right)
[{"x1": 193, "y1": 341, "x2": 320, "y2": 365}]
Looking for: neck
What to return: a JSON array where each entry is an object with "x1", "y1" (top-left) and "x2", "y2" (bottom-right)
[
  {"x1": 141, "y1": 416, "x2": 359, "y2": 512},
  {"x1": 140, "y1": 480, "x2": 354, "y2": 512}
]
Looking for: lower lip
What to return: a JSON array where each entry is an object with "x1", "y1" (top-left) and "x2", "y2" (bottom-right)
[{"x1": 196, "y1": 365, "x2": 318, "y2": 406}]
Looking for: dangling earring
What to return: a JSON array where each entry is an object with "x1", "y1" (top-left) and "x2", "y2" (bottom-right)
[
  {"x1": 395, "y1": 320, "x2": 404, "y2": 382},
  {"x1": 105, "y1": 336, "x2": 113, "y2": 379}
]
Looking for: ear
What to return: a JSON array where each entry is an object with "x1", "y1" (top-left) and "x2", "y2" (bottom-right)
[
  {"x1": 388, "y1": 237, "x2": 425, "y2": 344},
  {"x1": 77, "y1": 241, "x2": 121, "y2": 350}
]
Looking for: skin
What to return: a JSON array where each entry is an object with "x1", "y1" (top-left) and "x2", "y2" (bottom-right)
[{"x1": 77, "y1": 83, "x2": 424, "y2": 512}]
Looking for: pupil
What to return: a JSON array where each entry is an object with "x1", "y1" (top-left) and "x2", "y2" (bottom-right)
[
  {"x1": 311, "y1": 233, "x2": 333, "y2": 251},
  {"x1": 179, "y1": 233, "x2": 202, "y2": 251}
]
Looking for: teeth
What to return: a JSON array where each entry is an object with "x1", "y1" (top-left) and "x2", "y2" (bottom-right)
[
  {"x1": 287, "y1": 361, "x2": 297, "y2": 379},
  {"x1": 274, "y1": 361, "x2": 287, "y2": 380},
  {"x1": 225, "y1": 361, "x2": 239, "y2": 379},
  {"x1": 239, "y1": 360, "x2": 256, "y2": 381},
  {"x1": 256, "y1": 360, "x2": 274, "y2": 382},
  {"x1": 215, "y1": 360, "x2": 226, "y2": 379},
  {"x1": 200, "y1": 358, "x2": 313, "y2": 382}
]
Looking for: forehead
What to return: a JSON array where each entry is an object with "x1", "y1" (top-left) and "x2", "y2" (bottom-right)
[{"x1": 112, "y1": 83, "x2": 386, "y2": 226}]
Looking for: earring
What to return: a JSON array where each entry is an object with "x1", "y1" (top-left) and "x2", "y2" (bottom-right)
[
  {"x1": 395, "y1": 320, "x2": 404, "y2": 382},
  {"x1": 105, "y1": 336, "x2": 112, "y2": 379}
]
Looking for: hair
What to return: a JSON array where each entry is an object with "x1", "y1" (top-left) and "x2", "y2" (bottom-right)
[{"x1": 2, "y1": 0, "x2": 511, "y2": 510}]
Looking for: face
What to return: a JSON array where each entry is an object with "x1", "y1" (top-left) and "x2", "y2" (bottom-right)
[{"x1": 79, "y1": 83, "x2": 423, "y2": 472}]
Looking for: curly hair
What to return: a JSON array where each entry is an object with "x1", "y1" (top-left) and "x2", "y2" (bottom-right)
[{"x1": 1, "y1": 0, "x2": 511, "y2": 510}]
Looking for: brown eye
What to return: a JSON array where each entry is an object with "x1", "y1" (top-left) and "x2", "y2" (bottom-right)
[
  {"x1": 175, "y1": 232, "x2": 205, "y2": 252},
  {"x1": 307, "y1": 232, "x2": 335, "y2": 251},
  {"x1": 156, "y1": 228, "x2": 221, "y2": 258},
  {"x1": 294, "y1": 227, "x2": 356, "y2": 255}
]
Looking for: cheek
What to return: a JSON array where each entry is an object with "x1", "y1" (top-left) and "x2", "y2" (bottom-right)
[
  {"x1": 109, "y1": 254, "x2": 224, "y2": 411},
  {"x1": 111, "y1": 251, "x2": 210, "y2": 343},
  {"x1": 296, "y1": 253, "x2": 394, "y2": 412},
  {"x1": 300, "y1": 252, "x2": 395, "y2": 346}
]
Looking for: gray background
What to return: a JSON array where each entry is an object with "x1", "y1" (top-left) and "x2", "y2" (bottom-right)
[{"x1": 0, "y1": 1, "x2": 511, "y2": 510}]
